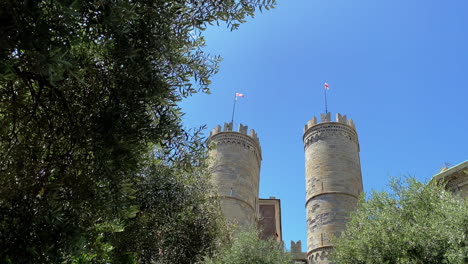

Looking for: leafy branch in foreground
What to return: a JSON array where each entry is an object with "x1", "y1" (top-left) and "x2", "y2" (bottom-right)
[
  {"x1": 0, "y1": 0, "x2": 275, "y2": 263},
  {"x1": 332, "y1": 177, "x2": 468, "y2": 264},
  {"x1": 204, "y1": 230, "x2": 291, "y2": 264}
]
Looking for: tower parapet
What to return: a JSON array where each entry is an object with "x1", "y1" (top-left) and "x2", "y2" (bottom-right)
[
  {"x1": 303, "y1": 113, "x2": 363, "y2": 264},
  {"x1": 303, "y1": 113, "x2": 359, "y2": 152},
  {"x1": 207, "y1": 122, "x2": 262, "y2": 230},
  {"x1": 304, "y1": 113, "x2": 356, "y2": 133},
  {"x1": 210, "y1": 122, "x2": 260, "y2": 142},
  {"x1": 208, "y1": 122, "x2": 261, "y2": 166}
]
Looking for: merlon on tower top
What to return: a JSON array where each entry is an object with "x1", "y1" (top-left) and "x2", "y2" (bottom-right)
[
  {"x1": 303, "y1": 112, "x2": 356, "y2": 133},
  {"x1": 209, "y1": 122, "x2": 260, "y2": 143},
  {"x1": 207, "y1": 122, "x2": 262, "y2": 168}
]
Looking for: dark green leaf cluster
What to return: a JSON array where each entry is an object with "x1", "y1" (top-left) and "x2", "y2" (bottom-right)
[
  {"x1": 332, "y1": 178, "x2": 468, "y2": 264},
  {"x1": 0, "y1": 0, "x2": 275, "y2": 263},
  {"x1": 203, "y1": 230, "x2": 291, "y2": 264},
  {"x1": 108, "y1": 140, "x2": 229, "y2": 264}
]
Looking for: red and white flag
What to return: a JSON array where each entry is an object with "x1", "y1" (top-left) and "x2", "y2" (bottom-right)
[
  {"x1": 235, "y1": 92, "x2": 245, "y2": 99},
  {"x1": 324, "y1": 82, "x2": 330, "y2": 90}
]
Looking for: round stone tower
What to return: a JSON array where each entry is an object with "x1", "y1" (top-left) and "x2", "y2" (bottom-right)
[
  {"x1": 207, "y1": 122, "x2": 262, "y2": 229},
  {"x1": 303, "y1": 113, "x2": 363, "y2": 264}
]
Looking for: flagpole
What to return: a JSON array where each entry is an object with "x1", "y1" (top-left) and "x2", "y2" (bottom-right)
[
  {"x1": 324, "y1": 82, "x2": 328, "y2": 113},
  {"x1": 231, "y1": 94, "x2": 237, "y2": 124}
]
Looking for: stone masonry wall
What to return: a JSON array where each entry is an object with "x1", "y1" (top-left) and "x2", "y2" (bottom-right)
[
  {"x1": 303, "y1": 113, "x2": 363, "y2": 264},
  {"x1": 207, "y1": 123, "x2": 261, "y2": 230}
]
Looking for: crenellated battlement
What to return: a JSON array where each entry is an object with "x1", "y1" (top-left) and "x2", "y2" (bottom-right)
[
  {"x1": 209, "y1": 122, "x2": 260, "y2": 143},
  {"x1": 207, "y1": 122, "x2": 262, "y2": 166},
  {"x1": 304, "y1": 112, "x2": 356, "y2": 133},
  {"x1": 303, "y1": 113, "x2": 359, "y2": 151},
  {"x1": 291, "y1": 240, "x2": 302, "y2": 253}
]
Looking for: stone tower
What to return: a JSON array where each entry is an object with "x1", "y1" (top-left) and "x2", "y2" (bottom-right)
[
  {"x1": 303, "y1": 113, "x2": 363, "y2": 264},
  {"x1": 207, "y1": 122, "x2": 262, "y2": 229}
]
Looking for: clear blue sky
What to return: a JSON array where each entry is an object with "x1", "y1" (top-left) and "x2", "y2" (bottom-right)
[{"x1": 180, "y1": 0, "x2": 468, "y2": 251}]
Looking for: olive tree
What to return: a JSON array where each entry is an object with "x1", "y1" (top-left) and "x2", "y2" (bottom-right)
[
  {"x1": 332, "y1": 178, "x2": 468, "y2": 264},
  {"x1": 204, "y1": 230, "x2": 291, "y2": 264},
  {"x1": 0, "y1": 0, "x2": 275, "y2": 263}
]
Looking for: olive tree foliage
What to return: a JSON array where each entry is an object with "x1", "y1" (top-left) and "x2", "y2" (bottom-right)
[
  {"x1": 203, "y1": 230, "x2": 291, "y2": 264},
  {"x1": 0, "y1": 0, "x2": 275, "y2": 263},
  {"x1": 108, "y1": 145, "x2": 230, "y2": 264},
  {"x1": 332, "y1": 178, "x2": 468, "y2": 264}
]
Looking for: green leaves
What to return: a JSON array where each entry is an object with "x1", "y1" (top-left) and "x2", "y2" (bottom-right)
[
  {"x1": 204, "y1": 230, "x2": 291, "y2": 264},
  {"x1": 332, "y1": 177, "x2": 468, "y2": 264},
  {"x1": 0, "y1": 0, "x2": 276, "y2": 263}
]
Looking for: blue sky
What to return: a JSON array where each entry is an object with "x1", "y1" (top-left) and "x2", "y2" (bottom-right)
[{"x1": 180, "y1": 0, "x2": 468, "y2": 251}]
